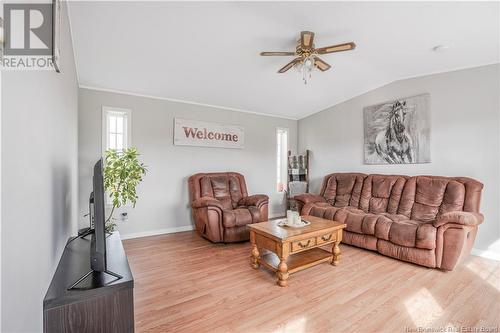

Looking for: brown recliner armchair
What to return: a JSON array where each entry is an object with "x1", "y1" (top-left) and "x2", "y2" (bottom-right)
[{"x1": 188, "y1": 172, "x2": 269, "y2": 243}]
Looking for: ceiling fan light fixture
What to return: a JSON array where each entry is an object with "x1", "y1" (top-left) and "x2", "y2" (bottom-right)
[{"x1": 300, "y1": 55, "x2": 315, "y2": 84}]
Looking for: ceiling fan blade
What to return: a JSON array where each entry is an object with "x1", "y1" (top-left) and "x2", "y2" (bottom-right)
[
  {"x1": 260, "y1": 51, "x2": 296, "y2": 56},
  {"x1": 300, "y1": 31, "x2": 315, "y2": 48},
  {"x1": 316, "y1": 42, "x2": 356, "y2": 54},
  {"x1": 278, "y1": 58, "x2": 301, "y2": 73},
  {"x1": 313, "y1": 57, "x2": 331, "y2": 71}
]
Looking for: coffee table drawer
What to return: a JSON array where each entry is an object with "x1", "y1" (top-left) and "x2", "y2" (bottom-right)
[
  {"x1": 291, "y1": 237, "x2": 316, "y2": 252},
  {"x1": 317, "y1": 233, "x2": 336, "y2": 245}
]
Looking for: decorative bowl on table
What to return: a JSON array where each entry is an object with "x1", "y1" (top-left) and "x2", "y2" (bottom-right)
[{"x1": 277, "y1": 219, "x2": 311, "y2": 228}]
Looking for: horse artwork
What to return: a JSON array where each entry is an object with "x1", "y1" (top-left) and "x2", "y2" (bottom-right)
[{"x1": 364, "y1": 94, "x2": 430, "y2": 164}]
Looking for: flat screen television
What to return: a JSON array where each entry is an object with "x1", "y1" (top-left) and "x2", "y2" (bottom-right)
[
  {"x1": 91, "y1": 158, "x2": 107, "y2": 272},
  {"x1": 67, "y1": 158, "x2": 122, "y2": 290}
]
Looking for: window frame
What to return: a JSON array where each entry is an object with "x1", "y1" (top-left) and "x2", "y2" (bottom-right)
[
  {"x1": 276, "y1": 127, "x2": 289, "y2": 193},
  {"x1": 101, "y1": 106, "x2": 132, "y2": 156}
]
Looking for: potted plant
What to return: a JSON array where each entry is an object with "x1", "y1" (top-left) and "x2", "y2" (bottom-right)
[{"x1": 103, "y1": 147, "x2": 147, "y2": 232}]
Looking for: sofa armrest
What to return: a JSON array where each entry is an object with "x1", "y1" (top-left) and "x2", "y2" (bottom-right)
[
  {"x1": 192, "y1": 197, "x2": 224, "y2": 210},
  {"x1": 433, "y1": 211, "x2": 484, "y2": 228},
  {"x1": 293, "y1": 193, "x2": 326, "y2": 205},
  {"x1": 239, "y1": 194, "x2": 269, "y2": 208}
]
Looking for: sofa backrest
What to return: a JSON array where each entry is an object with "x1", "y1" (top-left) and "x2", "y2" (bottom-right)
[
  {"x1": 397, "y1": 176, "x2": 483, "y2": 222},
  {"x1": 319, "y1": 173, "x2": 365, "y2": 208},
  {"x1": 359, "y1": 175, "x2": 408, "y2": 214},
  {"x1": 188, "y1": 172, "x2": 248, "y2": 210},
  {"x1": 319, "y1": 173, "x2": 483, "y2": 221}
]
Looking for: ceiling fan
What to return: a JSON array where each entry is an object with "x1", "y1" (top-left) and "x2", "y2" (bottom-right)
[{"x1": 260, "y1": 31, "x2": 356, "y2": 84}]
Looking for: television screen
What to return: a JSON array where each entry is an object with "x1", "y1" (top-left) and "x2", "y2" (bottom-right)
[{"x1": 91, "y1": 158, "x2": 107, "y2": 272}]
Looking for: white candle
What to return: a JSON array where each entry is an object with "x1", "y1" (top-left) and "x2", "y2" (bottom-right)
[
  {"x1": 286, "y1": 210, "x2": 294, "y2": 225},
  {"x1": 293, "y1": 211, "x2": 301, "y2": 225}
]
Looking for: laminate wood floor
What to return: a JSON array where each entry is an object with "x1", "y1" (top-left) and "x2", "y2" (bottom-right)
[{"x1": 123, "y1": 231, "x2": 500, "y2": 333}]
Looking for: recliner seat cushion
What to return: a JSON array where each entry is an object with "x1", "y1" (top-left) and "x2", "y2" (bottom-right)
[{"x1": 222, "y1": 208, "x2": 253, "y2": 228}]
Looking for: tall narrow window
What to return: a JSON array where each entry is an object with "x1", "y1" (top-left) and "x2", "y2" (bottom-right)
[
  {"x1": 102, "y1": 106, "x2": 131, "y2": 154},
  {"x1": 276, "y1": 128, "x2": 289, "y2": 192}
]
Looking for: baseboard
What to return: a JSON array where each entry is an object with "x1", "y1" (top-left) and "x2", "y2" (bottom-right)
[
  {"x1": 471, "y1": 248, "x2": 500, "y2": 261},
  {"x1": 120, "y1": 214, "x2": 285, "y2": 240},
  {"x1": 121, "y1": 225, "x2": 195, "y2": 240}
]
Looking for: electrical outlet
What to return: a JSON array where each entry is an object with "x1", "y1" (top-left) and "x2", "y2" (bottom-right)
[{"x1": 121, "y1": 212, "x2": 129, "y2": 222}]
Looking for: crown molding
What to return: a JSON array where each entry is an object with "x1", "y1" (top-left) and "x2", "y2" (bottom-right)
[
  {"x1": 298, "y1": 62, "x2": 500, "y2": 120},
  {"x1": 78, "y1": 85, "x2": 299, "y2": 121}
]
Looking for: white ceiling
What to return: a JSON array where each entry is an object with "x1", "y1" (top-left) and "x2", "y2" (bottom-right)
[{"x1": 68, "y1": 1, "x2": 499, "y2": 119}]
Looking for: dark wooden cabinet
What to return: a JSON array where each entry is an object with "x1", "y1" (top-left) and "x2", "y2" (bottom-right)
[{"x1": 43, "y1": 232, "x2": 134, "y2": 333}]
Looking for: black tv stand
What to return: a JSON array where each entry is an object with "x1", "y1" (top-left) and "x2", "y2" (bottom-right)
[
  {"x1": 68, "y1": 268, "x2": 123, "y2": 290},
  {"x1": 43, "y1": 232, "x2": 134, "y2": 332}
]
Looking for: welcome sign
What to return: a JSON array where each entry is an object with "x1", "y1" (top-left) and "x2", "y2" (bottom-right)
[{"x1": 174, "y1": 118, "x2": 245, "y2": 149}]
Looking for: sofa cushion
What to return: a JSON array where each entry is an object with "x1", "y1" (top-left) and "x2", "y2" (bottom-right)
[
  {"x1": 222, "y1": 208, "x2": 253, "y2": 228},
  {"x1": 415, "y1": 223, "x2": 437, "y2": 249},
  {"x1": 343, "y1": 209, "x2": 382, "y2": 236},
  {"x1": 378, "y1": 216, "x2": 437, "y2": 250},
  {"x1": 344, "y1": 211, "x2": 365, "y2": 234},
  {"x1": 389, "y1": 220, "x2": 420, "y2": 248},
  {"x1": 360, "y1": 214, "x2": 379, "y2": 235},
  {"x1": 308, "y1": 205, "x2": 438, "y2": 250}
]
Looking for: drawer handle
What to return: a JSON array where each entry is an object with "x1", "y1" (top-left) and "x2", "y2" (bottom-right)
[
  {"x1": 321, "y1": 234, "x2": 332, "y2": 242},
  {"x1": 298, "y1": 240, "x2": 311, "y2": 248}
]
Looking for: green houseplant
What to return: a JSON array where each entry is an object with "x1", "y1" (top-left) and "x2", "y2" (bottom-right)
[{"x1": 103, "y1": 147, "x2": 147, "y2": 232}]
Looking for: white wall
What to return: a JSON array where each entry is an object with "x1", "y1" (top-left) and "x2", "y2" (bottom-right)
[
  {"x1": 298, "y1": 64, "x2": 500, "y2": 256},
  {"x1": 78, "y1": 88, "x2": 298, "y2": 237},
  {"x1": 1, "y1": 2, "x2": 79, "y2": 332}
]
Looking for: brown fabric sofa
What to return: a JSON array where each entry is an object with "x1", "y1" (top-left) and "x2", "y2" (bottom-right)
[
  {"x1": 295, "y1": 173, "x2": 484, "y2": 271},
  {"x1": 188, "y1": 172, "x2": 269, "y2": 243}
]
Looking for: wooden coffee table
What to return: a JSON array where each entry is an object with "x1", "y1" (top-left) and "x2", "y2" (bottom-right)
[{"x1": 248, "y1": 215, "x2": 346, "y2": 287}]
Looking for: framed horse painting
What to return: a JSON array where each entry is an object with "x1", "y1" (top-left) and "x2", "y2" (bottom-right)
[{"x1": 363, "y1": 93, "x2": 430, "y2": 164}]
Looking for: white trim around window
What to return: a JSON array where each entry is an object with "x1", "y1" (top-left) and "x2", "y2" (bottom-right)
[
  {"x1": 276, "y1": 127, "x2": 289, "y2": 193},
  {"x1": 101, "y1": 106, "x2": 132, "y2": 155}
]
